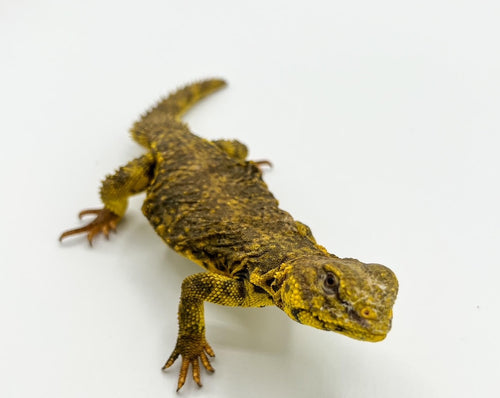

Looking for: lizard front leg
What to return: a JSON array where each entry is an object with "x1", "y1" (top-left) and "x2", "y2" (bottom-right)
[{"x1": 163, "y1": 272, "x2": 273, "y2": 391}]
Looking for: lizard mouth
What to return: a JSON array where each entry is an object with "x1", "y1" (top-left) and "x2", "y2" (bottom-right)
[{"x1": 308, "y1": 310, "x2": 389, "y2": 342}]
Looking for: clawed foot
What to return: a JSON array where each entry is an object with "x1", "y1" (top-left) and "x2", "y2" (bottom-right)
[
  {"x1": 162, "y1": 338, "x2": 215, "y2": 391},
  {"x1": 59, "y1": 208, "x2": 120, "y2": 246}
]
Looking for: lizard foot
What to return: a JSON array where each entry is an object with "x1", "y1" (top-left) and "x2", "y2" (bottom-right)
[
  {"x1": 59, "y1": 208, "x2": 120, "y2": 246},
  {"x1": 162, "y1": 338, "x2": 215, "y2": 391}
]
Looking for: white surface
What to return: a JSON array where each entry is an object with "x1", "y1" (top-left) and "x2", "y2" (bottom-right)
[{"x1": 1, "y1": 1, "x2": 499, "y2": 397}]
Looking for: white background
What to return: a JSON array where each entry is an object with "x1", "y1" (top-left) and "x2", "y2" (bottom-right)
[{"x1": 1, "y1": 1, "x2": 499, "y2": 397}]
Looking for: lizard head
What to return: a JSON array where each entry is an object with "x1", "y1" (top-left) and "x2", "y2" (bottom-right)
[{"x1": 273, "y1": 256, "x2": 398, "y2": 342}]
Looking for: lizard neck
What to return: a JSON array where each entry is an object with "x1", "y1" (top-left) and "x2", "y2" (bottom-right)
[
  {"x1": 249, "y1": 248, "x2": 335, "y2": 308},
  {"x1": 245, "y1": 232, "x2": 329, "y2": 274}
]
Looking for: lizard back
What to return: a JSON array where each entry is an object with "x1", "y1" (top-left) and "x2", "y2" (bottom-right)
[{"x1": 142, "y1": 122, "x2": 319, "y2": 277}]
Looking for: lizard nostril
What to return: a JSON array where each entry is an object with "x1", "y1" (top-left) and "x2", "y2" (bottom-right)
[{"x1": 360, "y1": 307, "x2": 377, "y2": 320}]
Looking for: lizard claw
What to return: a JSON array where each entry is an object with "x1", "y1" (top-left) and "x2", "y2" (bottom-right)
[
  {"x1": 78, "y1": 209, "x2": 102, "y2": 219},
  {"x1": 162, "y1": 339, "x2": 215, "y2": 391},
  {"x1": 254, "y1": 159, "x2": 273, "y2": 169},
  {"x1": 59, "y1": 208, "x2": 120, "y2": 245},
  {"x1": 252, "y1": 159, "x2": 273, "y2": 172}
]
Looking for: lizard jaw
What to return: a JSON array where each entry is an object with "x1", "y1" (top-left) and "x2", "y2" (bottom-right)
[
  {"x1": 311, "y1": 310, "x2": 391, "y2": 342},
  {"x1": 288, "y1": 306, "x2": 391, "y2": 342}
]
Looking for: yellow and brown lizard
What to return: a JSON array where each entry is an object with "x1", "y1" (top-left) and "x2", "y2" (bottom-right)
[{"x1": 60, "y1": 79, "x2": 399, "y2": 391}]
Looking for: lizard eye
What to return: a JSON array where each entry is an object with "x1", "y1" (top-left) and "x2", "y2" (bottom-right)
[{"x1": 323, "y1": 272, "x2": 339, "y2": 295}]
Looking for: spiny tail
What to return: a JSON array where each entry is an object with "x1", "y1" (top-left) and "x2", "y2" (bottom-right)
[{"x1": 131, "y1": 78, "x2": 227, "y2": 147}]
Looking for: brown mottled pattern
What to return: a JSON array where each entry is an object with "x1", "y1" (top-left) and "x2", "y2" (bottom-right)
[
  {"x1": 61, "y1": 79, "x2": 398, "y2": 391},
  {"x1": 140, "y1": 122, "x2": 322, "y2": 277}
]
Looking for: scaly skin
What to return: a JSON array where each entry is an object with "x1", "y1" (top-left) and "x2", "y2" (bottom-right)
[{"x1": 60, "y1": 79, "x2": 399, "y2": 391}]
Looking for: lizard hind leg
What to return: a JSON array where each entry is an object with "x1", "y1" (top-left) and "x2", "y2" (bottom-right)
[
  {"x1": 59, "y1": 208, "x2": 119, "y2": 246},
  {"x1": 212, "y1": 139, "x2": 249, "y2": 161},
  {"x1": 213, "y1": 139, "x2": 273, "y2": 170},
  {"x1": 59, "y1": 153, "x2": 155, "y2": 245}
]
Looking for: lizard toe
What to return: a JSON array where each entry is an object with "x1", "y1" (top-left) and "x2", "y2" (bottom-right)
[{"x1": 59, "y1": 208, "x2": 120, "y2": 245}]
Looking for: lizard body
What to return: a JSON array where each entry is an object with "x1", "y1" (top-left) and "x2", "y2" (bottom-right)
[{"x1": 60, "y1": 79, "x2": 398, "y2": 391}]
